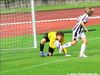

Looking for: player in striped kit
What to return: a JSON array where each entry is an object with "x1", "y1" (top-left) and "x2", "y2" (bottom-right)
[{"x1": 61, "y1": 7, "x2": 94, "y2": 57}]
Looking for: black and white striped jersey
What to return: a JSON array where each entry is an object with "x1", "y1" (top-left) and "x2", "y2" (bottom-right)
[{"x1": 73, "y1": 13, "x2": 89, "y2": 33}]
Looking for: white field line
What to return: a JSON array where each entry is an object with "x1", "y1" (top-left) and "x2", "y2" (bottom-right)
[
  {"x1": 0, "y1": 47, "x2": 34, "y2": 52},
  {"x1": 0, "y1": 16, "x2": 100, "y2": 26},
  {"x1": 0, "y1": 37, "x2": 100, "y2": 52},
  {"x1": 1, "y1": 57, "x2": 78, "y2": 73}
]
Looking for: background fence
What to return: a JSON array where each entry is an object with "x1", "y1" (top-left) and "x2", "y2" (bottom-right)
[{"x1": 0, "y1": 0, "x2": 100, "y2": 9}]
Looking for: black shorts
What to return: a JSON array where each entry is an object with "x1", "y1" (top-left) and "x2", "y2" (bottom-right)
[
  {"x1": 48, "y1": 47, "x2": 54, "y2": 54},
  {"x1": 43, "y1": 33, "x2": 50, "y2": 42}
]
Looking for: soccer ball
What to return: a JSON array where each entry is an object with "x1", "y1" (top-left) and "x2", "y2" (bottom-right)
[{"x1": 54, "y1": 40, "x2": 61, "y2": 49}]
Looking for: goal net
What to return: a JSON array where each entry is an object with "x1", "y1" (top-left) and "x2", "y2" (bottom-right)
[{"x1": 0, "y1": 0, "x2": 36, "y2": 50}]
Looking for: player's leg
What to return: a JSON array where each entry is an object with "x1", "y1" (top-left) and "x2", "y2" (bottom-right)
[
  {"x1": 40, "y1": 38, "x2": 46, "y2": 56},
  {"x1": 79, "y1": 33, "x2": 88, "y2": 57},
  {"x1": 40, "y1": 38, "x2": 46, "y2": 52},
  {"x1": 62, "y1": 30, "x2": 78, "y2": 48},
  {"x1": 48, "y1": 47, "x2": 54, "y2": 56},
  {"x1": 40, "y1": 33, "x2": 49, "y2": 56}
]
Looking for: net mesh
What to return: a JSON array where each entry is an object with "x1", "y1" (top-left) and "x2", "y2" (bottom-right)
[{"x1": 0, "y1": 0, "x2": 33, "y2": 49}]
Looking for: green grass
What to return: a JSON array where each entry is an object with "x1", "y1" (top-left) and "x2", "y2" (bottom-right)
[
  {"x1": 36, "y1": 2, "x2": 100, "y2": 11},
  {"x1": 0, "y1": 7, "x2": 31, "y2": 15},
  {"x1": 0, "y1": 35, "x2": 33, "y2": 49},
  {"x1": 0, "y1": 2, "x2": 100, "y2": 14},
  {"x1": 0, "y1": 25, "x2": 100, "y2": 75}
]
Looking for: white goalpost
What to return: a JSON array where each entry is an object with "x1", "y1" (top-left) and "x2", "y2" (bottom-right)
[
  {"x1": 31, "y1": 0, "x2": 37, "y2": 48},
  {"x1": 0, "y1": 0, "x2": 37, "y2": 49}
]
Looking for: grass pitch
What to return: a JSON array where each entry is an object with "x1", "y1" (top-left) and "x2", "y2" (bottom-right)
[{"x1": 0, "y1": 25, "x2": 100, "y2": 75}]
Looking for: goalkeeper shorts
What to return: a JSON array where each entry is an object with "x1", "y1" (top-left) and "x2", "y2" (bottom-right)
[{"x1": 43, "y1": 33, "x2": 50, "y2": 42}]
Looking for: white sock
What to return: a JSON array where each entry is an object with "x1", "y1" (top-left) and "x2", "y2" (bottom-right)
[
  {"x1": 80, "y1": 43, "x2": 86, "y2": 55},
  {"x1": 63, "y1": 42, "x2": 71, "y2": 48}
]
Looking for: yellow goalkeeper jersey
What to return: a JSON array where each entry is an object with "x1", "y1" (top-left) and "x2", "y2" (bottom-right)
[{"x1": 48, "y1": 32, "x2": 64, "y2": 49}]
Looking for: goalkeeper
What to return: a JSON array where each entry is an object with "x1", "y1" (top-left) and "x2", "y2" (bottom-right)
[{"x1": 40, "y1": 31, "x2": 71, "y2": 56}]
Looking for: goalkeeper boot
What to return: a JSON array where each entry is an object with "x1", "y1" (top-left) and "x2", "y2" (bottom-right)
[
  {"x1": 44, "y1": 52, "x2": 48, "y2": 56},
  {"x1": 40, "y1": 51, "x2": 45, "y2": 57}
]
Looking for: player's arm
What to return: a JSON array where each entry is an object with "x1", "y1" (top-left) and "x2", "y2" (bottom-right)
[{"x1": 80, "y1": 22, "x2": 88, "y2": 32}]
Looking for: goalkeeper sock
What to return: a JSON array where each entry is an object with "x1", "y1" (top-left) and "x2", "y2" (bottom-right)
[
  {"x1": 40, "y1": 43, "x2": 44, "y2": 52},
  {"x1": 80, "y1": 43, "x2": 86, "y2": 55},
  {"x1": 63, "y1": 42, "x2": 71, "y2": 48}
]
